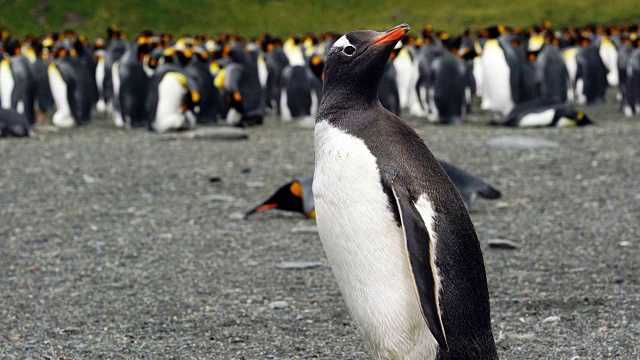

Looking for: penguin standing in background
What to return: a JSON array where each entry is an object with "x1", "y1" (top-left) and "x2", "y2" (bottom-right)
[
  {"x1": 314, "y1": 24, "x2": 497, "y2": 359},
  {"x1": 575, "y1": 37, "x2": 608, "y2": 105},
  {"x1": 625, "y1": 45, "x2": 640, "y2": 116},
  {"x1": 185, "y1": 47, "x2": 220, "y2": 124},
  {"x1": 146, "y1": 57, "x2": 200, "y2": 132},
  {"x1": 48, "y1": 44, "x2": 94, "y2": 127},
  {"x1": 278, "y1": 63, "x2": 321, "y2": 121},
  {"x1": 480, "y1": 26, "x2": 521, "y2": 115},
  {"x1": 617, "y1": 35, "x2": 634, "y2": 110},
  {"x1": 501, "y1": 98, "x2": 593, "y2": 127},
  {"x1": 598, "y1": 33, "x2": 619, "y2": 87},
  {"x1": 378, "y1": 60, "x2": 401, "y2": 116},
  {"x1": 112, "y1": 40, "x2": 149, "y2": 128},
  {"x1": 428, "y1": 37, "x2": 466, "y2": 124},
  {"x1": 535, "y1": 36, "x2": 569, "y2": 103},
  {"x1": 0, "y1": 40, "x2": 36, "y2": 124},
  {"x1": 102, "y1": 30, "x2": 127, "y2": 113},
  {"x1": 31, "y1": 41, "x2": 55, "y2": 114}
]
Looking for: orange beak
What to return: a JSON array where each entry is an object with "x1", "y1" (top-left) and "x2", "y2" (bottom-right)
[{"x1": 373, "y1": 24, "x2": 410, "y2": 45}]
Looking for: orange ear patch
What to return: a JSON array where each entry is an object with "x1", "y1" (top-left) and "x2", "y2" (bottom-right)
[{"x1": 290, "y1": 181, "x2": 303, "y2": 198}]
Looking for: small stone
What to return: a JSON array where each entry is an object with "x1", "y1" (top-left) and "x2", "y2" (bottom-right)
[
  {"x1": 158, "y1": 233, "x2": 173, "y2": 240},
  {"x1": 202, "y1": 194, "x2": 235, "y2": 202},
  {"x1": 229, "y1": 212, "x2": 245, "y2": 220},
  {"x1": 487, "y1": 239, "x2": 520, "y2": 249},
  {"x1": 619, "y1": 241, "x2": 631, "y2": 247},
  {"x1": 269, "y1": 301, "x2": 289, "y2": 309},
  {"x1": 277, "y1": 261, "x2": 323, "y2": 269},
  {"x1": 247, "y1": 181, "x2": 265, "y2": 188},
  {"x1": 241, "y1": 167, "x2": 252, "y2": 174},
  {"x1": 542, "y1": 316, "x2": 561, "y2": 324},
  {"x1": 290, "y1": 225, "x2": 318, "y2": 234},
  {"x1": 569, "y1": 267, "x2": 586, "y2": 273},
  {"x1": 60, "y1": 327, "x2": 81, "y2": 335},
  {"x1": 82, "y1": 174, "x2": 97, "y2": 184}
]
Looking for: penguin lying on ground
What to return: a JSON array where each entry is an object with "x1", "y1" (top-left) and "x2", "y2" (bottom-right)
[
  {"x1": 312, "y1": 24, "x2": 497, "y2": 359},
  {"x1": 0, "y1": 108, "x2": 30, "y2": 137},
  {"x1": 245, "y1": 160, "x2": 501, "y2": 218},
  {"x1": 500, "y1": 98, "x2": 594, "y2": 127}
]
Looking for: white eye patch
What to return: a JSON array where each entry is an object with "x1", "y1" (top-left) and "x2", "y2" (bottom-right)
[{"x1": 331, "y1": 35, "x2": 353, "y2": 51}]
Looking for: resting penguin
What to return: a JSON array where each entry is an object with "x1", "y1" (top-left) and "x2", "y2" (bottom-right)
[
  {"x1": 245, "y1": 161, "x2": 501, "y2": 218},
  {"x1": 501, "y1": 98, "x2": 594, "y2": 127},
  {"x1": 112, "y1": 40, "x2": 149, "y2": 128},
  {"x1": 314, "y1": 24, "x2": 497, "y2": 359},
  {"x1": 245, "y1": 177, "x2": 315, "y2": 219},
  {"x1": 0, "y1": 42, "x2": 36, "y2": 124},
  {"x1": 0, "y1": 108, "x2": 30, "y2": 137}
]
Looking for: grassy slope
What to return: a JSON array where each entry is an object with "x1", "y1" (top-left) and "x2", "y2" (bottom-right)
[{"x1": 2, "y1": 0, "x2": 640, "y2": 39}]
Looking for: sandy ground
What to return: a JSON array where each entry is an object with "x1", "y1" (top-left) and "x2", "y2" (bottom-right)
[{"x1": 0, "y1": 101, "x2": 639, "y2": 359}]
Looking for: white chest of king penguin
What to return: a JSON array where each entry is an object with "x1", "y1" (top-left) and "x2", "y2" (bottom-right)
[{"x1": 313, "y1": 24, "x2": 499, "y2": 360}]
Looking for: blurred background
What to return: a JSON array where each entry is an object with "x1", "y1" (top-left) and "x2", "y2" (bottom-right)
[{"x1": 2, "y1": 0, "x2": 640, "y2": 38}]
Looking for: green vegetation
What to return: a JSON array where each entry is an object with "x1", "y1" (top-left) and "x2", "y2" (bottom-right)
[{"x1": 2, "y1": 0, "x2": 639, "y2": 39}]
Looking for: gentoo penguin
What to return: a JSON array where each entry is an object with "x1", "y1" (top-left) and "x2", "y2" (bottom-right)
[
  {"x1": 245, "y1": 162, "x2": 501, "y2": 218},
  {"x1": 501, "y1": 98, "x2": 593, "y2": 127},
  {"x1": 314, "y1": 24, "x2": 497, "y2": 359},
  {"x1": 112, "y1": 40, "x2": 149, "y2": 128},
  {"x1": 0, "y1": 108, "x2": 30, "y2": 137},
  {"x1": 245, "y1": 177, "x2": 315, "y2": 219}
]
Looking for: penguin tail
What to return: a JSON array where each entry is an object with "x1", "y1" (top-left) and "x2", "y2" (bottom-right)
[{"x1": 477, "y1": 184, "x2": 502, "y2": 199}]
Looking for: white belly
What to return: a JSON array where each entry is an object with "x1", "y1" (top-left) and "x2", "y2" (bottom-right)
[
  {"x1": 48, "y1": 64, "x2": 75, "y2": 128},
  {"x1": 481, "y1": 40, "x2": 513, "y2": 115},
  {"x1": 314, "y1": 120, "x2": 437, "y2": 359},
  {"x1": 518, "y1": 108, "x2": 555, "y2": 127},
  {"x1": 0, "y1": 60, "x2": 14, "y2": 110},
  {"x1": 153, "y1": 73, "x2": 187, "y2": 132}
]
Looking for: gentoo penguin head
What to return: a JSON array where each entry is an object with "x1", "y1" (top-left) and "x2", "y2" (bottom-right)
[{"x1": 321, "y1": 24, "x2": 409, "y2": 103}]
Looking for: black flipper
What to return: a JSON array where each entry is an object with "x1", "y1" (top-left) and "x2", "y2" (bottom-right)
[{"x1": 390, "y1": 182, "x2": 448, "y2": 351}]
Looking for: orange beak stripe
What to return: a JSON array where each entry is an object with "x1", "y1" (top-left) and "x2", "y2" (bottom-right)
[
  {"x1": 255, "y1": 203, "x2": 279, "y2": 213},
  {"x1": 373, "y1": 24, "x2": 410, "y2": 45}
]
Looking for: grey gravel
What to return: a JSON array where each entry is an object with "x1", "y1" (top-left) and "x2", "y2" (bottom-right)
[
  {"x1": 290, "y1": 225, "x2": 319, "y2": 234},
  {"x1": 269, "y1": 301, "x2": 289, "y2": 309},
  {"x1": 1, "y1": 99, "x2": 639, "y2": 359},
  {"x1": 487, "y1": 135, "x2": 559, "y2": 148}
]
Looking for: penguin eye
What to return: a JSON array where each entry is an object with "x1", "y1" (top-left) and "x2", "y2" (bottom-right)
[{"x1": 342, "y1": 45, "x2": 356, "y2": 56}]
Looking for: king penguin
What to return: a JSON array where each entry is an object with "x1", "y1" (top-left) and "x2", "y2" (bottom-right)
[{"x1": 313, "y1": 24, "x2": 498, "y2": 359}]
